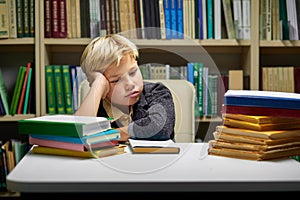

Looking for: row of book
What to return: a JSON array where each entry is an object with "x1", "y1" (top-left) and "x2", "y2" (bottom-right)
[
  {"x1": 18, "y1": 114, "x2": 126, "y2": 158},
  {"x1": 45, "y1": 65, "x2": 86, "y2": 115},
  {"x1": 260, "y1": 0, "x2": 300, "y2": 41},
  {"x1": 0, "y1": 62, "x2": 35, "y2": 116},
  {"x1": 0, "y1": 0, "x2": 35, "y2": 39},
  {"x1": 0, "y1": 139, "x2": 30, "y2": 191},
  {"x1": 261, "y1": 66, "x2": 300, "y2": 93},
  {"x1": 208, "y1": 90, "x2": 300, "y2": 161},
  {"x1": 44, "y1": 0, "x2": 250, "y2": 40}
]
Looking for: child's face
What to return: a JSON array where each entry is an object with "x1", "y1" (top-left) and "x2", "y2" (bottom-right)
[{"x1": 104, "y1": 54, "x2": 143, "y2": 107}]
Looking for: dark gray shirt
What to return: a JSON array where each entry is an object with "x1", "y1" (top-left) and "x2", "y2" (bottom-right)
[{"x1": 97, "y1": 81, "x2": 175, "y2": 140}]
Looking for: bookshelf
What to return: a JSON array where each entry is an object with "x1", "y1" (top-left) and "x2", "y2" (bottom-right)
[{"x1": 1, "y1": 0, "x2": 300, "y2": 141}]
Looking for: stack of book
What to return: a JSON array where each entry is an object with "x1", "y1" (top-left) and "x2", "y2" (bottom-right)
[
  {"x1": 208, "y1": 90, "x2": 300, "y2": 161},
  {"x1": 18, "y1": 115, "x2": 125, "y2": 158}
]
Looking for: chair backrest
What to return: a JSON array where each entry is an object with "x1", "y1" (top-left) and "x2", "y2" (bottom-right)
[{"x1": 78, "y1": 79, "x2": 196, "y2": 143}]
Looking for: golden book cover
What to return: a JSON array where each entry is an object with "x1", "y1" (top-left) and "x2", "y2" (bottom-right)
[
  {"x1": 128, "y1": 139, "x2": 180, "y2": 154},
  {"x1": 216, "y1": 125, "x2": 300, "y2": 139},
  {"x1": 213, "y1": 131, "x2": 300, "y2": 145},
  {"x1": 223, "y1": 117, "x2": 300, "y2": 131},
  {"x1": 208, "y1": 145, "x2": 300, "y2": 161},
  {"x1": 223, "y1": 113, "x2": 300, "y2": 124}
]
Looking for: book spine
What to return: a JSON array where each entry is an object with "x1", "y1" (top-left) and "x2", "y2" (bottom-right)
[
  {"x1": 17, "y1": 62, "x2": 32, "y2": 114},
  {"x1": 0, "y1": 0, "x2": 9, "y2": 38},
  {"x1": 207, "y1": 0, "x2": 214, "y2": 39},
  {"x1": 170, "y1": 0, "x2": 177, "y2": 39},
  {"x1": 16, "y1": 0, "x2": 24, "y2": 38},
  {"x1": 69, "y1": 65, "x2": 78, "y2": 112},
  {"x1": 53, "y1": 65, "x2": 65, "y2": 114},
  {"x1": 23, "y1": 68, "x2": 32, "y2": 114},
  {"x1": 51, "y1": 0, "x2": 59, "y2": 38},
  {"x1": 23, "y1": 0, "x2": 29, "y2": 37},
  {"x1": 164, "y1": 0, "x2": 171, "y2": 39},
  {"x1": 58, "y1": 0, "x2": 67, "y2": 38},
  {"x1": 44, "y1": 0, "x2": 52, "y2": 38},
  {"x1": 29, "y1": 0, "x2": 34, "y2": 37},
  {"x1": 8, "y1": 0, "x2": 17, "y2": 38},
  {"x1": 0, "y1": 68, "x2": 10, "y2": 115},
  {"x1": 45, "y1": 65, "x2": 57, "y2": 114},
  {"x1": 222, "y1": 0, "x2": 236, "y2": 39},
  {"x1": 62, "y1": 65, "x2": 73, "y2": 114},
  {"x1": 10, "y1": 66, "x2": 26, "y2": 115},
  {"x1": 177, "y1": 0, "x2": 183, "y2": 39}
]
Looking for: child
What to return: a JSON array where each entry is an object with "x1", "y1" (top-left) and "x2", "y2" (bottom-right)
[{"x1": 75, "y1": 34, "x2": 175, "y2": 142}]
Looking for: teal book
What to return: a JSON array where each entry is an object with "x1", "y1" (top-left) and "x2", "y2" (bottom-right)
[
  {"x1": 194, "y1": 62, "x2": 204, "y2": 117},
  {"x1": 45, "y1": 65, "x2": 56, "y2": 114},
  {"x1": 53, "y1": 65, "x2": 65, "y2": 114},
  {"x1": 0, "y1": 68, "x2": 10, "y2": 115},
  {"x1": 18, "y1": 114, "x2": 112, "y2": 138},
  {"x1": 62, "y1": 65, "x2": 73, "y2": 114},
  {"x1": 207, "y1": 0, "x2": 214, "y2": 39},
  {"x1": 23, "y1": 68, "x2": 32, "y2": 114},
  {"x1": 10, "y1": 66, "x2": 26, "y2": 115}
]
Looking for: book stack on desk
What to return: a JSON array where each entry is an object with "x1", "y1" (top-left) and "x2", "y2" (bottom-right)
[
  {"x1": 208, "y1": 90, "x2": 300, "y2": 161},
  {"x1": 18, "y1": 114, "x2": 125, "y2": 158}
]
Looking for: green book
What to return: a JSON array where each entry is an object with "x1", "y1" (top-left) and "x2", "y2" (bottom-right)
[
  {"x1": 23, "y1": 68, "x2": 32, "y2": 114},
  {"x1": 0, "y1": 68, "x2": 10, "y2": 115},
  {"x1": 45, "y1": 65, "x2": 56, "y2": 114},
  {"x1": 10, "y1": 66, "x2": 26, "y2": 115},
  {"x1": 18, "y1": 114, "x2": 112, "y2": 138},
  {"x1": 53, "y1": 65, "x2": 65, "y2": 114},
  {"x1": 62, "y1": 65, "x2": 73, "y2": 114}
]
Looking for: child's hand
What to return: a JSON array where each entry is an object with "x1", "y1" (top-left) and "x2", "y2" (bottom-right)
[{"x1": 87, "y1": 71, "x2": 110, "y2": 99}]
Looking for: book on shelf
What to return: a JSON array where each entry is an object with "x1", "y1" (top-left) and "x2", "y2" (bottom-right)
[
  {"x1": 23, "y1": 67, "x2": 33, "y2": 114},
  {"x1": 9, "y1": 66, "x2": 26, "y2": 115},
  {"x1": 61, "y1": 65, "x2": 73, "y2": 114},
  {"x1": 0, "y1": 68, "x2": 10, "y2": 115},
  {"x1": 128, "y1": 139, "x2": 180, "y2": 154},
  {"x1": 53, "y1": 65, "x2": 65, "y2": 114},
  {"x1": 224, "y1": 90, "x2": 300, "y2": 110},
  {"x1": 17, "y1": 62, "x2": 32, "y2": 114},
  {"x1": 29, "y1": 135, "x2": 119, "y2": 152},
  {"x1": 29, "y1": 128, "x2": 120, "y2": 145},
  {"x1": 31, "y1": 144, "x2": 126, "y2": 158},
  {"x1": 18, "y1": 114, "x2": 112, "y2": 137},
  {"x1": 45, "y1": 65, "x2": 57, "y2": 114}
]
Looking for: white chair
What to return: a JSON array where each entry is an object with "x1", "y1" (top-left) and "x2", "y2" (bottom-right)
[{"x1": 78, "y1": 79, "x2": 196, "y2": 143}]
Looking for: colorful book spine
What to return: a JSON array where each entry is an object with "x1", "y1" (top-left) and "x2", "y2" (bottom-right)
[
  {"x1": 0, "y1": 68, "x2": 9, "y2": 114},
  {"x1": 62, "y1": 65, "x2": 73, "y2": 114},
  {"x1": 10, "y1": 66, "x2": 26, "y2": 115},
  {"x1": 45, "y1": 65, "x2": 56, "y2": 114},
  {"x1": 170, "y1": 0, "x2": 177, "y2": 39},
  {"x1": 164, "y1": 0, "x2": 171, "y2": 39},
  {"x1": 23, "y1": 68, "x2": 32, "y2": 114},
  {"x1": 177, "y1": 0, "x2": 183, "y2": 39},
  {"x1": 17, "y1": 62, "x2": 32, "y2": 114},
  {"x1": 53, "y1": 65, "x2": 65, "y2": 114},
  {"x1": 207, "y1": 0, "x2": 214, "y2": 39}
]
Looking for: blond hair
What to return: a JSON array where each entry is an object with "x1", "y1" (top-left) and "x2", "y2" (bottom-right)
[{"x1": 80, "y1": 34, "x2": 139, "y2": 74}]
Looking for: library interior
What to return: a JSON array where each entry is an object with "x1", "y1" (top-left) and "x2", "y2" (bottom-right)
[{"x1": 1, "y1": 0, "x2": 300, "y2": 197}]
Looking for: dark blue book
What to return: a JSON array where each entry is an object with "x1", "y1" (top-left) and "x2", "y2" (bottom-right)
[{"x1": 224, "y1": 90, "x2": 300, "y2": 110}]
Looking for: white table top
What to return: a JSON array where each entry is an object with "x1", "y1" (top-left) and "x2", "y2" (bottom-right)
[{"x1": 6, "y1": 143, "x2": 300, "y2": 192}]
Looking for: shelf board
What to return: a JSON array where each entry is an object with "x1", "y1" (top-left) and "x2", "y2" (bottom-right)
[
  {"x1": 260, "y1": 40, "x2": 300, "y2": 47},
  {"x1": 0, "y1": 114, "x2": 36, "y2": 122},
  {"x1": 0, "y1": 38, "x2": 34, "y2": 45}
]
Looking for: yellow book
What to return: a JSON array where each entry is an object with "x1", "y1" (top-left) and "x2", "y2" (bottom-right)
[
  {"x1": 128, "y1": 139, "x2": 180, "y2": 154},
  {"x1": 31, "y1": 145, "x2": 126, "y2": 158},
  {"x1": 223, "y1": 113, "x2": 300, "y2": 124},
  {"x1": 213, "y1": 131, "x2": 300, "y2": 145},
  {"x1": 223, "y1": 117, "x2": 300, "y2": 131},
  {"x1": 216, "y1": 125, "x2": 300, "y2": 140}
]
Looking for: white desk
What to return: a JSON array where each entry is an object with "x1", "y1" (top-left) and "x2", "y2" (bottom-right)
[{"x1": 6, "y1": 143, "x2": 300, "y2": 193}]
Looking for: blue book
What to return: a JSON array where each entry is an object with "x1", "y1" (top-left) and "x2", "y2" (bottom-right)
[
  {"x1": 224, "y1": 90, "x2": 300, "y2": 110},
  {"x1": 176, "y1": 0, "x2": 183, "y2": 39},
  {"x1": 187, "y1": 62, "x2": 194, "y2": 84},
  {"x1": 170, "y1": 0, "x2": 177, "y2": 39},
  {"x1": 30, "y1": 129, "x2": 120, "y2": 145},
  {"x1": 164, "y1": 0, "x2": 172, "y2": 39},
  {"x1": 198, "y1": 0, "x2": 203, "y2": 39}
]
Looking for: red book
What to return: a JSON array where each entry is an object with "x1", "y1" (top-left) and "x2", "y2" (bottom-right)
[
  {"x1": 17, "y1": 62, "x2": 32, "y2": 114},
  {"x1": 51, "y1": 0, "x2": 60, "y2": 38},
  {"x1": 222, "y1": 104, "x2": 300, "y2": 119},
  {"x1": 58, "y1": 0, "x2": 67, "y2": 38}
]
